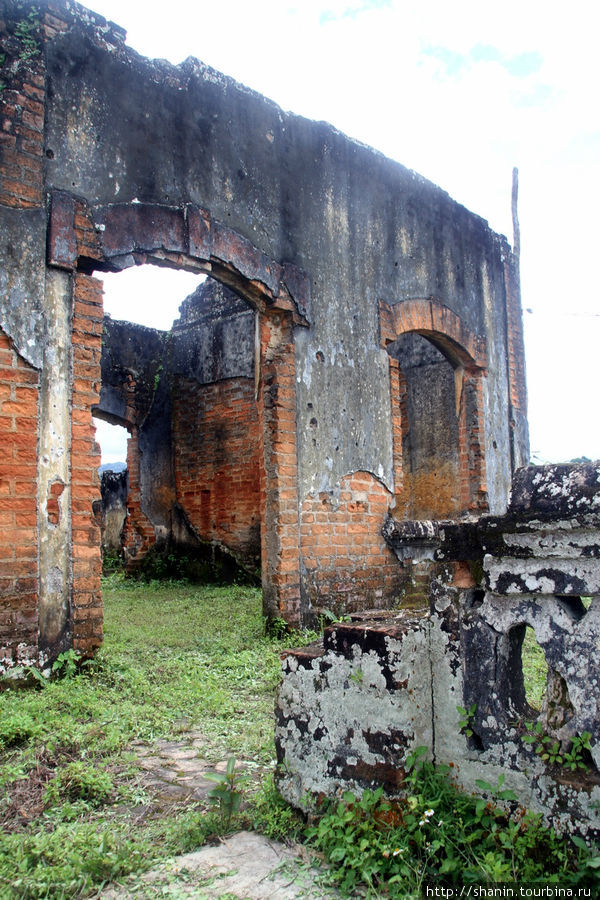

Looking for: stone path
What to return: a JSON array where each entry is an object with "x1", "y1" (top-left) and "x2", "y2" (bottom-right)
[
  {"x1": 100, "y1": 733, "x2": 338, "y2": 899},
  {"x1": 102, "y1": 830, "x2": 336, "y2": 899},
  {"x1": 132, "y1": 733, "x2": 223, "y2": 804}
]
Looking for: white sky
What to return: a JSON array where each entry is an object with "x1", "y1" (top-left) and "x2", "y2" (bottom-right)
[{"x1": 89, "y1": 0, "x2": 600, "y2": 465}]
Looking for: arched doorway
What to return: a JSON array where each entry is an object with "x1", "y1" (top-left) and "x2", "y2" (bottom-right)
[{"x1": 45, "y1": 193, "x2": 311, "y2": 659}]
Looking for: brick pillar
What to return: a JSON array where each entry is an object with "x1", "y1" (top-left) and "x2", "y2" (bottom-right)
[
  {"x1": 71, "y1": 275, "x2": 103, "y2": 657},
  {"x1": 0, "y1": 328, "x2": 40, "y2": 673},
  {"x1": 122, "y1": 426, "x2": 156, "y2": 569},
  {"x1": 258, "y1": 310, "x2": 302, "y2": 625}
]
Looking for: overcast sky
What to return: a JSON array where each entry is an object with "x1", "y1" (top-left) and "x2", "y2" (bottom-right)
[{"x1": 88, "y1": 0, "x2": 599, "y2": 465}]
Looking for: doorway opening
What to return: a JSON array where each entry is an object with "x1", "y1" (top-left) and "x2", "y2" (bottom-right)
[{"x1": 94, "y1": 263, "x2": 261, "y2": 584}]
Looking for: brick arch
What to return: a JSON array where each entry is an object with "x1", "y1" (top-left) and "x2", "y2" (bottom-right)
[
  {"x1": 379, "y1": 298, "x2": 486, "y2": 369},
  {"x1": 47, "y1": 192, "x2": 308, "y2": 627},
  {"x1": 379, "y1": 298, "x2": 488, "y2": 516},
  {"x1": 48, "y1": 191, "x2": 311, "y2": 325}
]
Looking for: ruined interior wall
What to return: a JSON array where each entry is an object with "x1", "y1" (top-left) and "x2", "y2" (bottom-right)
[
  {"x1": 171, "y1": 375, "x2": 261, "y2": 570},
  {"x1": 0, "y1": 0, "x2": 529, "y2": 652},
  {"x1": 0, "y1": 328, "x2": 40, "y2": 673},
  {"x1": 40, "y1": 4, "x2": 525, "y2": 519}
]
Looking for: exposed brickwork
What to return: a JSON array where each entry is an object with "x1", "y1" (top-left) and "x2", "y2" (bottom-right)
[
  {"x1": 71, "y1": 275, "x2": 103, "y2": 657},
  {"x1": 172, "y1": 375, "x2": 261, "y2": 569},
  {"x1": 381, "y1": 299, "x2": 488, "y2": 516},
  {"x1": 388, "y1": 356, "x2": 405, "y2": 503},
  {"x1": 0, "y1": 327, "x2": 39, "y2": 671},
  {"x1": 0, "y1": 46, "x2": 45, "y2": 208},
  {"x1": 122, "y1": 426, "x2": 156, "y2": 568},
  {"x1": 300, "y1": 472, "x2": 403, "y2": 616},
  {"x1": 258, "y1": 310, "x2": 302, "y2": 624},
  {"x1": 379, "y1": 298, "x2": 487, "y2": 367}
]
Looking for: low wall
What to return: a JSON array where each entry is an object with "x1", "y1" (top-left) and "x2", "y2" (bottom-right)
[{"x1": 276, "y1": 463, "x2": 600, "y2": 838}]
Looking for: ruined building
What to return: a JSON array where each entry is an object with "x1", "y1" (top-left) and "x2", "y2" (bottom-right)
[
  {"x1": 3, "y1": 0, "x2": 598, "y2": 835},
  {"x1": 0, "y1": 0, "x2": 527, "y2": 668}
]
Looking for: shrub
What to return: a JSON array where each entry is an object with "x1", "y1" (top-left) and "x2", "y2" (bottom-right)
[{"x1": 306, "y1": 751, "x2": 600, "y2": 896}]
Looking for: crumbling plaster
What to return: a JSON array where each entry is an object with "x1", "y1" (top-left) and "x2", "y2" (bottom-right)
[
  {"x1": 277, "y1": 464, "x2": 600, "y2": 837},
  {"x1": 1, "y1": 0, "x2": 527, "y2": 660},
  {"x1": 41, "y1": 14, "x2": 522, "y2": 512}
]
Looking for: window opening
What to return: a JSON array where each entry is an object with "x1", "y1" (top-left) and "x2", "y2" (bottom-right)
[{"x1": 521, "y1": 624, "x2": 548, "y2": 711}]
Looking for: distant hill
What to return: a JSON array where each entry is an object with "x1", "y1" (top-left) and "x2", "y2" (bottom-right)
[{"x1": 99, "y1": 461, "x2": 127, "y2": 475}]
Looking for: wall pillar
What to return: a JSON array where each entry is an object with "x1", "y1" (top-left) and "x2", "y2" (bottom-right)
[
  {"x1": 70, "y1": 274, "x2": 103, "y2": 656},
  {"x1": 38, "y1": 268, "x2": 72, "y2": 659},
  {"x1": 258, "y1": 310, "x2": 302, "y2": 625}
]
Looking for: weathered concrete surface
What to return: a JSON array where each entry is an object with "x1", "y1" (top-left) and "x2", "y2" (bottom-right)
[
  {"x1": 278, "y1": 464, "x2": 600, "y2": 838},
  {"x1": 37, "y1": 269, "x2": 72, "y2": 661},
  {"x1": 102, "y1": 831, "x2": 338, "y2": 899},
  {"x1": 0, "y1": 207, "x2": 46, "y2": 369},
  {"x1": 42, "y1": 4, "x2": 524, "y2": 510},
  {"x1": 276, "y1": 612, "x2": 432, "y2": 805}
]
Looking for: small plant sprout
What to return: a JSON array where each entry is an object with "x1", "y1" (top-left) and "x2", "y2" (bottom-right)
[
  {"x1": 521, "y1": 720, "x2": 593, "y2": 771},
  {"x1": 457, "y1": 702, "x2": 477, "y2": 738},
  {"x1": 204, "y1": 757, "x2": 250, "y2": 828},
  {"x1": 51, "y1": 648, "x2": 81, "y2": 679},
  {"x1": 349, "y1": 667, "x2": 364, "y2": 685}
]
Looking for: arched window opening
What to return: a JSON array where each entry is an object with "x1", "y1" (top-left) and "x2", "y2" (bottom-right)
[
  {"x1": 387, "y1": 332, "x2": 460, "y2": 519},
  {"x1": 510, "y1": 624, "x2": 577, "y2": 742}
]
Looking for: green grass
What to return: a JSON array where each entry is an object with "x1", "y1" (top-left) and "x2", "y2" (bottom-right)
[
  {"x1": 0, "y1": 576, "x2": 308, "y2": 898},
  {"x1": 1, "y1": 581, "x2": 596, "y2": 898},
  {"x1": 522, "y1": 625, "x2": 548, "y2": 710}
]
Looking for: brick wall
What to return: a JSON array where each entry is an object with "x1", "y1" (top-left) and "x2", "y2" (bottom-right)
[
  {"x1": 172, "y1": 375, "x2": 261, "y2": 569},
  {"x1": 71, "y1": 275, "x2": 103, "y2": 657},
  {"x1": 300, "y1": 471, "x2": 403, "y2": 616},
  {"x1": 0, "y1": 23, "x2": 44, "y2": 209},
  {"x1": 0, "y1": 327, "x2": 39, "y2": 672}
]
